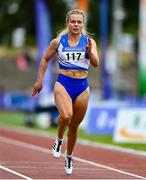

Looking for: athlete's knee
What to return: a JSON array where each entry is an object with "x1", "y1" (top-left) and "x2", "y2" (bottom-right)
[
  {"x1": 61, "y1": 112, "x2": 73, "y2": 124},
  {"x1": 68, "y1": 123, "x2": 79, "y2": 132}
]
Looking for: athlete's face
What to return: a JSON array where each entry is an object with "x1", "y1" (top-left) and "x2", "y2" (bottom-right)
[{"x1": 67, "y1": 14, "x2": 84, "y2": 35}]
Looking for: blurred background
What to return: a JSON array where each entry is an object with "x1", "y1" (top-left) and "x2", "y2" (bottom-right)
[{"x1": 0, "y1": 0, "x2": 146, "y2": 147}]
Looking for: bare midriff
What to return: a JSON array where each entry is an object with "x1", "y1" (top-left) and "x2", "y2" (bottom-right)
[{"x1": 59, "y1": 69, "x2": 88, "y2": 79}]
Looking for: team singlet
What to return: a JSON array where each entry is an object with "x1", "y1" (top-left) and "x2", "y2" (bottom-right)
[{"x1": 57, "y1": 33, "x2": 90, "y2": 71}]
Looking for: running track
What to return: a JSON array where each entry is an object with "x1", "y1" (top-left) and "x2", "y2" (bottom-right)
[{"x1": 0, "y1": 127, "x2": 146, "y2": 179}]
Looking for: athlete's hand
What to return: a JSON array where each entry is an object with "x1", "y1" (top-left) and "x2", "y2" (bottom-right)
[
  {"x1": 32, "y1": 81, "x2": 42, "y2": 96},
  {"x1": 86, "y1": 38, "x2": 92, "y2": 54}
]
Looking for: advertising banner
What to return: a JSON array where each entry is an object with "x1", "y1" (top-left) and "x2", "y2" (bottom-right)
[
  {"x1": 86, "y1": 104, "x2": 117, "y2": 135},
  {"x1": 113, "y1": 108, "x2": 146, "y2": 143},
  {"x1": 35, "y1": 0, "x2": 54, "y2": 106}
]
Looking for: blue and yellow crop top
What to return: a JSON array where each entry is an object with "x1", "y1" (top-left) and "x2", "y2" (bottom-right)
[{"x1": 57, "y1": 33, "x2": 90, "y2": 71}]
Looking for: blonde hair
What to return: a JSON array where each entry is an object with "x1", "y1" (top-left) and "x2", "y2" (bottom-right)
[{"x1": 57, "y1": 9, "x2": 92, "y2": 37}]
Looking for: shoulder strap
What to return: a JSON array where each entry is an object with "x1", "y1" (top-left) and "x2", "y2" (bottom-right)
[
  {"x1": 78, "y1": 34, "x2": 88, "y2": 47},
  {"x1": 60, "y1": 34, "x2": 68, "y2": 47},
  {"x1": 56, "y1": 34, "x2": 68, "y2": 50}
]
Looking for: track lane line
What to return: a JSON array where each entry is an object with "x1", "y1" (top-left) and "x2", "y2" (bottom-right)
[
  {"x1": 0, "y1": 165, "x2": 32, "y2": 180},
  {"x1": 1, "y1": 126, "x2": 146, "y2": 157},
  {"x1": 0, "y1": 136, "x2": 145, "y2": 179}
]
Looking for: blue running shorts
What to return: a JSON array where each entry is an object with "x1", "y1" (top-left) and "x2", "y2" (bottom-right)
[{"x1": 56, "y1": 74, "x2": 89, "y2": 101}]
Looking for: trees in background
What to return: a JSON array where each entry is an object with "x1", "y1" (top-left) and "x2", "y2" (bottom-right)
[{"x1": 0, "y1": 0, "x2": 139, "y2": 46}]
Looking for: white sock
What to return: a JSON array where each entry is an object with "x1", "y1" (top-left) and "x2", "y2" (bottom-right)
[
  {"x1": 57, "y1": 136, "x2": 63, "y2": 141},
  {"x1": 66, "y1": 152, "x2": 73, "y2": 158}
]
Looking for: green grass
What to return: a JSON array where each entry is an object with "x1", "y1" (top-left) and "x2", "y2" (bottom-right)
[
  {"x1": 0, "y1": 111, "x2": 146, "y2": 152},
  {"x1": 0, "y1": 111, "x2": 24, "y2": 125}
]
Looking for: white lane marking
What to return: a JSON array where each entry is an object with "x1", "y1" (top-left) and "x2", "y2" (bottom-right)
[
  {"x1": 0, "y1": 136, "x2": 145, "y2": 179},
  {"x1": 78, "y1": 139, "x2": 146, "y2": 157},
  {"x1": 1, "y1": 126, "x2": 146, "y2": 157},
  {"x1": 73, "y1": 157, "x2": 146, "y2": 179},
  {"x1": 0, "y1": 165, "x2": 32, "y2": 180}
]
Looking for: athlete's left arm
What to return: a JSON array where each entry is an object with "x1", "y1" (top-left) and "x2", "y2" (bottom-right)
[{"x1": 86, "y1": 38, "x2": 100, "y2": 67}]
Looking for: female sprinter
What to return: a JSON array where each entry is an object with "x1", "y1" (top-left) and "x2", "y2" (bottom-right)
[{"x1": 32, "y1": 9, "x2": 99, "y2": 175}]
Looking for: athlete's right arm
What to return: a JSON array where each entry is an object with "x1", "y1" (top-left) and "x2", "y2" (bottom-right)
[{"x1": 32, "y1": 37, "x2": 60, "y2": 96}]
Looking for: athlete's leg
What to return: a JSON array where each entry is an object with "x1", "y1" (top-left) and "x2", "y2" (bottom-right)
[
  {"x1": 54, "y1": 82, "x2": 73, "y2": 139},
  {"x1": 67, "y1": 88, "x2": 89, "y2": 155}
]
